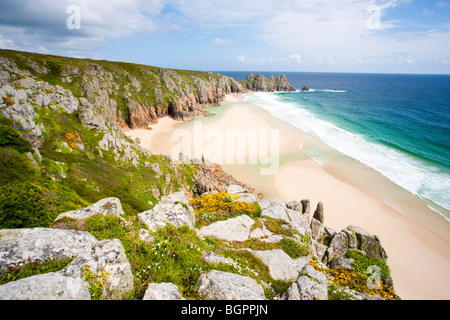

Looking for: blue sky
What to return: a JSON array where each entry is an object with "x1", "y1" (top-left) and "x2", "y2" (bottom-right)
[{"x1": 0, "y1": 0, "x2": 449, "y2": 74}]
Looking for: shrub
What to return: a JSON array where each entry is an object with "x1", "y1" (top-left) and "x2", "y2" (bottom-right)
[
  {"x1": 82, "y1": 266, "x2": 110, "y2": 300},
  {"x1": 189, "y1": 192, "x2": 260, "y2": 228},
  {"x1": 345, "y1": 250, "x2": 391, "y2": 284},
  {"x1": 0, "y1": 182, "x2": 57, "y2": 229},
  {"x1": 3, "y1": 96, "x2": 15, "y2": 107},
  {"x1": 0, "y1": 256, "x2": 75, "y2": 285},
  {"x1": 280, "y1": 238, "x2": 310, "y2": 259},
  {"x1": 0, "y1": 148, "x2": 36, "y2": 185},
  {"x1": 0, "y1": 124, "x2": 33, "y2": 153}
]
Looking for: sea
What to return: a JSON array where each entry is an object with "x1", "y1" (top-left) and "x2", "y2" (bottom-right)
[{"x1": 216, "y1": 71, "x2": 450, "y2": 222}]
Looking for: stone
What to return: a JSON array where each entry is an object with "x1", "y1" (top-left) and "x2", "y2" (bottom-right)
[
  {"x1": 227, "y1": 185, "x2": 256, "y2": 204},
  {"x1": 343, "y1": 228, "x2": 358, "y2": 249},
  {"x1": 0, "y1": 228, "x2": 98, "y2": 270},
  {"x1": 293, "y1": 265, "x2": 328, "y2": 300},
  {"x1": 287, "y1": 209, "x2": 311, "y2": 236},
  {"x1": 251, "y1": 249, "x2": 310, "y2": 281},
  {"x1": 60, "y1": 239, "x2": 134, "y2": 300},
  {"x1": 259, "y1": 198, "x2": 291, "y2": 223},
  {"x1": 197, "y1": 215, "x2": 255, "y2": 242},
  {"x1": 197, "y1": 270, "x2": 265, "y2": 300},
  {"x1": 310, "y1": 217, "x2": 324, "y2": 240},
  {"x1": 202, "y1": 251, "x2": 234, "y2": 266},
  {"x1": 330, "y1": 256, "x2": 355, "y2": 271},
  {"x1": 310, "y1": 240, "x2": 328, "y2": 262},
  {"x1": 261, "y1": 234, "x2": 284, "y2": 243},
  {"x1": 313, "y1": 202, "x2": 324, "y2": 224},
  {"x1": 0, "y1": 273, "x2": 90, "y2": 300},
  {"x1": 139, "y1": 229, "x2": 156, "y2": 244},
  {"x1": 345, "y1": 226, "x2": 388, "y2": 260},
  {"x1": 160, "y1": 191, "x2": 189, "y2": 205},
  {"x1": 326, "y1": 232, "x2": 349, "y2": 263},
  {"x1": 54, "y1": 197, "x2": 125, "y2": 222},
  {"x1": 138, "y1": 198, "x2": 195, "y2": 233},
  {"x1": 249, "y1": 224, "x2": 273, "y2": 239},
  {"x1": 286, "y1": 201, "x2": 302, "y2": 212},
  {"x1": 143, "y1": 283, "x2": 185, "y2": 300}
]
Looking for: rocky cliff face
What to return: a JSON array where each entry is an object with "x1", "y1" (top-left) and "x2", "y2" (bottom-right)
[
  {"x1": 0, "y1": 50, "x2": 297, "y2": 133},
  {"x1": 243, "y1": 73, "x2": 296, "y2": 92}
]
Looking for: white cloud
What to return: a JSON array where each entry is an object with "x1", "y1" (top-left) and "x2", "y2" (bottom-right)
[
  {"x1": 437, "y1": 1, "x2": 450, "y2": 7},
  {"x1": 0, "y1": 0, "x2": 163, "y2": 53},
  {"x1": 213, "y1": 38, "x2": 234, "y2": 45},
  {"x1": 1, "y1": 0, "x2": 449, "y2": 72},
  {"x1": 237, "y1": 54, "x2": 302, "y2": 65}
]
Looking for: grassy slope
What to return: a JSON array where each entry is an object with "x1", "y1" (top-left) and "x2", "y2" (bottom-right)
[{"x1": 0, "y1": 49, "x2": 202, "y2": 228}]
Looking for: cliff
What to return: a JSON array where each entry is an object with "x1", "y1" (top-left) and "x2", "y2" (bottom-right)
[
  {"x1": 0, "y1": 50, "x2": 294, "y2": 132},
  {"x1": 0, "y1": 49, "x2": 399, "y2": 301},
  {"x1": 243, "y1": 73, "x2": 296, "y2": 92}
]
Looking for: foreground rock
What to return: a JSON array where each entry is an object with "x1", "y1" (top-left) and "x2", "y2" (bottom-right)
[
  {"x1": 197, "y1": 215, "x2": 255, "y2": 242},
  {"x1": 227, "y1": 185, "x2": 257, "y2": 203},
  {"x1": 138, "y1": 192, "x2": 195, "y2": 232},
  {"x1": 0, "y1": 228, "x2": 98, "y2": 269},
  {"x1": 143, "y1": 282, "x2": 186, "y2": 300},
  {"x1": 54, "y1": 197, "x2": 125, "y2": 222},
  {"x1": 287, "y1": 265, "x2": 328, "y2": 300},
  {"x1": 251, "y1": 249, "x2": 310, "y2": 281},
  {"x1": 197, "y1": 270, "x2": 266, "y2": 300},
  {"x1": 0, "y1": 228, "x2": 134, "y2": 300},
  {"x1": 259, "y1": 198, "x2": 310, "y2": 236},
  {"x1": 60, "y1": 239, "x2": 134, "y2": 300},
  {"x1": 0, "y1": 273, "x2": 90, "y2": 300}
]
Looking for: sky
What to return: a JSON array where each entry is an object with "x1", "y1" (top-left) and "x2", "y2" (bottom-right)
[{"x1": 0, "y1": 0, "x2": 449, "y2": 74}]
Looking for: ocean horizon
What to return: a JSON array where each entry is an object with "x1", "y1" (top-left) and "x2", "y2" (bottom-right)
[{"x1": 216, "y1": 71, "x2": 450, "y2": 223}]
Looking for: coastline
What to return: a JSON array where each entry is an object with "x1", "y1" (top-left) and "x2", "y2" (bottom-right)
[{"x1": 125, "y1": 93, "x2": 450, "y2": 300}]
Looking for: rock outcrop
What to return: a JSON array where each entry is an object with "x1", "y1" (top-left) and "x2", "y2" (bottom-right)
[
  {"x1": 198, "y1": 215, "x2": 255, "y2": 242},
  {"x1": 0, "y1": 272, "x2": 91, "y2": 300},
  {"x1": 197, "y1": 270, "x2": 266, "y2": 300},
  {"x1": 137, "y1": 191, "x2": 196, "y2": 232},
  {"x1": 0, "y1": 228, "x2": 98, "y2": 269},
  {"x1": 287, "y1": 265, "x2": 328, "y2": 300},
  {"x1": 244, "y1": 73, "x2": 296, "y2": 92},
  {"x1": 251, "y1": 249, "x2": 310, "y2": 281},
  {"x1": 54, "y1": 197, "x2": 125, "y2": 222},
  {"x1": 0, "y1": 227, "x2": 134, "y2": 300},
  {"x1": 142, "y1": 282, "x2": 186, "y2": 300}
]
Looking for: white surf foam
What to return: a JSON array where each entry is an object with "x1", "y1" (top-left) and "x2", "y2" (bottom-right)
[{"x1": 245, "y1": 92, "x2": 450, "y2": 212}]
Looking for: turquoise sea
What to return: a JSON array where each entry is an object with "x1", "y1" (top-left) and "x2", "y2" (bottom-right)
[{"x1": 217, "y1": 71, "x2": 450, "y2": 221}]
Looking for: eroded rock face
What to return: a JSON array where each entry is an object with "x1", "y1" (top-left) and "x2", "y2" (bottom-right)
[
  {"x1": 244, "y1": 73, "x2": 296, "y2": 92},
  {"x1": 0, "y1": 273, "x2": 91, "y2": 300},
  {"x1": 197, "y1": 270, "x2": 266, "y2": 300}
]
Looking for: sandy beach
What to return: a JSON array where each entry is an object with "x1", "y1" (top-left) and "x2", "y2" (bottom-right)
[{"x1": 125, "y1": 93, "x2": 450, "y2": 300}]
